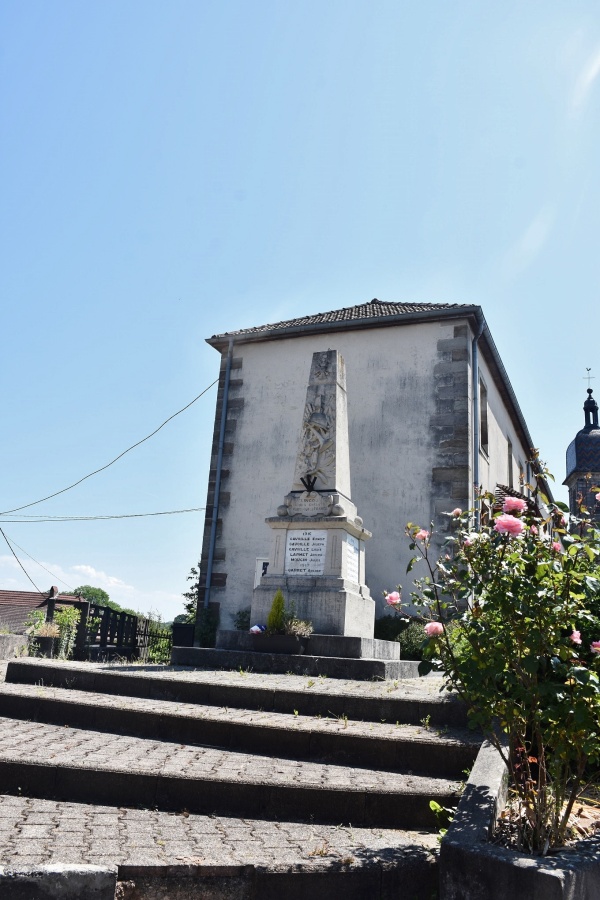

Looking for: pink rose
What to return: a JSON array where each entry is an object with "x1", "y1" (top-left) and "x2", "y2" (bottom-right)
[
  {"x1": 452, "y1": 508, "x2": 462, "y2": 517},
  {"x1": 591, "y1": 641, "x2": 600, "y2": 654},
  {"x1": 463, "y1": 538, "x2": 473, "y2": 547},
  {"x1": 494, "y1": 514, "x2": 525, "y2": 536},
  {"x1": 570, "y1": 631, "x2": 582, "y2": 645},
  {"x1": 503, "y1": 497, "x2": 527, "y2": 514},
  {"x1": 596, "y1": 493, "x2": 600, "y2": 503},
  {"x1": 386, "y1": 591, "x2": 401, "y2": 606},
  {"x1": 415, "y1": 529, "x2": 430, "y2": 542},
  {"x1": 551, "y1": 542, "x2": 562, "y2": 553},
  {"x1": 529, "y1": 525, "x2": 538, "y2": 534},
  {"x1": 424, "y1": 621, "x2": 444, "y2": 637}
]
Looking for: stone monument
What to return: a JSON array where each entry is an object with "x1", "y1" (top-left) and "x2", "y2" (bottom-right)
[{"x1": 251, "y1": 350, "x2": 375, "y2": 637}]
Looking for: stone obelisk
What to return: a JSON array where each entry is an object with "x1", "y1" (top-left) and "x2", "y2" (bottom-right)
[{"x1": 251, "y1": 350, "x2": 374, "y2": 638}]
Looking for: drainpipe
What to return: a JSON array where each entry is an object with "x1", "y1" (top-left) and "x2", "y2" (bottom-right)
[
  {"x1": 202, "y1": 338, "x2": 234, "y2": 614},
  {"x1": 472, "y1": 319, "x2": 485, "y2": 529}
]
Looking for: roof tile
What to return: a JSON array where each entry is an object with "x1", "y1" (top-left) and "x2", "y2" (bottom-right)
[{"x1": 211, "y1": 299, "x2": 472, "y2": 340}]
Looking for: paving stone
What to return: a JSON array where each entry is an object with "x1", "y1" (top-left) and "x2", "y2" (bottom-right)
[{"x1": 0, "y1": 660, "x2": 468, "y2": 896}]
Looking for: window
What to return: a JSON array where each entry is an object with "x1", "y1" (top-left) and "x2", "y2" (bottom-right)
[
  {"x1": 507, "y1": 440, "x2": 513, "y2": 488},
  {"x1": 479, "y1": 379, "x2": 489, "y2": 455}
]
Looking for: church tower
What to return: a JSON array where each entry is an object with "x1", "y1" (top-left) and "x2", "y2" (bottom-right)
[{"x1": 564, "y1": 388, "x2": 600, "y2": 518}]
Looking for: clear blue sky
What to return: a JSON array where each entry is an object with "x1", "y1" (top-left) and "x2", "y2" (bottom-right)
[{"x1": 1, "y1": 1, "x2": 599, "y2": 618}]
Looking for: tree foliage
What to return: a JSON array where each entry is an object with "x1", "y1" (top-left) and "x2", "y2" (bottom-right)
[
  {"x1": 69, "y1": 584, "x2": 138, "y2": 617},
  {"x1": 181, "y1": 564, "x2": 200, "y2": 622}
]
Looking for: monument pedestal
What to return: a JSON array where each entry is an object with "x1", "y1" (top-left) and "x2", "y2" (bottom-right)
[{"x1": 250, "y1": 510, "x2": 374, "y2": 638}]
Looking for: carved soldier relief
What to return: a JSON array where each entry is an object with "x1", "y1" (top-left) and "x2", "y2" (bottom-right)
[
  {"x1": 293, "y1": 393, "x2": 336, "y2": 489},
  {"x1": 290, "y1": 349, "x2": 343, "y2": 493}
]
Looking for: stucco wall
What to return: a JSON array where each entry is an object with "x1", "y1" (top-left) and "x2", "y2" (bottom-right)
[
  {"x1": 205, "y1": 319, "x2": 473, "y2": 627},
  {"x1": 476, "y1": 351, "x2": 530, "y2": 496}
]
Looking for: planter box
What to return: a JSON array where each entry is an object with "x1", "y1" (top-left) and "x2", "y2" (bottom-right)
[
  {"x1": 440, "y1": 740, "x2": 600, "y2": 899},
  {"x1": 251, "y1": 634, "x2": 309, "y2": 655},
  {"x1": 32, "y1": 636, "x2": 59, "y2": 659},
  {"x1": 172, "y1": 623, "x2": 195, "y2": 647}
]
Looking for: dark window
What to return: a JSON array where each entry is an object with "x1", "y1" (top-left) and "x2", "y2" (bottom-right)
[{"x1": 479, "y1": 380, "x2": 489, "y2": 455}]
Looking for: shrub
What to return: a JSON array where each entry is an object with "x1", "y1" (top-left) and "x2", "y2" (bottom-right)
[
  {"x1": 374, "y1": 614, "x2": 406, "y2": 642},
  {"x1": 266, "y1": 590, "x2": 286, "y2": 634},
  {"x1": 195, "y1": 606, "x2": 219, "y2": 647},
  {"x1": 54, "y1": 606, "x2": 80, "y2": 659},
  {"x1": 234, "y1": 607, "x2": 251, "y2": 631},
  {"x1": 404, "y1": 470, "x2": 600, "y2": 853},
  {"x1": 398, "y1": 621, "x2": 426, "y2": 659},
  {"x1": 265, "y1": 592, "x2": 312, "y2": 637}
]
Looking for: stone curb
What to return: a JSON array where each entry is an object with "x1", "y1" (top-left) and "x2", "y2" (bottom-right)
[
  {"x1": 116, "y1": 853, "x2": 439, "y2": 900},
  {"x1": 0, "y1": 864, "x2": 117, "y2": 899},
  {"x1": 440, "y1": 739, "x2": 600, "y2": 899}
]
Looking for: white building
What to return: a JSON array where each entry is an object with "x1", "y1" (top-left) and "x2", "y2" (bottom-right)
[{"x1": 198, "y1": 299, "x2": 539, "y2": 629}]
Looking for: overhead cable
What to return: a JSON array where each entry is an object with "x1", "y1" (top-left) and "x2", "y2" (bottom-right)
[
  {"x1": 0, "y1": 533, "x2": 74, "y2": 591},
  {"x1": 0, "y1": 379, "x2": 219, "y2": 516},
  {"x1": 0, "y1": 507, "x2": 206, "y2": 524},
  {"x1": 0, "y1": 528, "x2": 44, "y2": 594}
]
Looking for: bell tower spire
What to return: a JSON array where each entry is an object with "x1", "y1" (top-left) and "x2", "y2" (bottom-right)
[
  {"x1": 583, "y1": 388, "x2": 599, "y2": 430},
  {"x1": 564, "y1": 381, "x2": 600, "y2": 518}
]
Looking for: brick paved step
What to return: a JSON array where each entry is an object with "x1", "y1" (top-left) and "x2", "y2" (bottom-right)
[
  {"x1": 0, "y1": 794, "x2": 440, "y2": 900},
  {"x1": 0, "y1": 717, "x2": 461, "y2": 830},
  {"x1": 0, "y1": 682, "x2": 479, "y2": 779},
  {"x1": 6, "y1": 659, "x2": 468, "y2": 727}
]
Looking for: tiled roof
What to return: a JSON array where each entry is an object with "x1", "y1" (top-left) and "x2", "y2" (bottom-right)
[
  {"x1": 0, "y1": 589, "x2": 73, "y2": 634},
  {"x1": 210, "y1": 299, "x2": 474, "y2": 341},
  {"x1": 0, "y1": 590, "x2": 74, "y2": 606}
]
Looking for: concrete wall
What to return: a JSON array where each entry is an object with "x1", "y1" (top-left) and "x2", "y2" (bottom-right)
[
  {"x1": 476, "y1": 351, "x2": 530, "y2": 497},
  {"x1": 199, "y1": 316, "x2": 532, "y2": 629},
  {"x1": 202, "y1": 319, "x2": 478, "y2": 627}
]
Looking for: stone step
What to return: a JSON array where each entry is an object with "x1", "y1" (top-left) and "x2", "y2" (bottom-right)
[
  {"x1": 0, "y1": 717, "x2": 461, "y2": 830},
  {"x1": 0, "y1": 682, "x2": 479, "y2": 779},
  {"x1": 171, "y1": 645, "x2": 414, "y2": 680},
  {"x1": 0, "y1": 794, "x2": 440, "y2": 900},
  {"x1": 6, "y1": 659, "x2": 468, "y2": 727}
]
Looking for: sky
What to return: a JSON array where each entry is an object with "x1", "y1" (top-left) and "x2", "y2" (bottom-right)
[{"x1": 1, "y1": 1, "x2": 600, "y2": 619}]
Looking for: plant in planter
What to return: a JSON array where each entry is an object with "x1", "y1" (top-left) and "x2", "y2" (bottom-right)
[
  {"x1": 30, "y1": 621, "x2": 60, "y2": 657},
  {"x1": 53, "y1": 606, "x2": 81, "y2": 659},
  {"x1": 25, "y1": 606, "x2": 81, "y2": 659},
  {"x1": 403, "y1": 467, "x2": 600, "y2": 855},
  {"x1": 253, "y1": 590, "x2": 313, "y2": 653}
]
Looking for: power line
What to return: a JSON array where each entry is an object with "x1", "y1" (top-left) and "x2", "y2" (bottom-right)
[
  {"x1": 0, "y1": 507, "x2": 206, "y2": 523},
  {"x1": 0, "y1": 528, "x2": 44, "y2": 595},
  {"x1": 0, "y1": 533, "x2": 75, "y2": 591},
  {"x1": 0, "y1": 379, "x2": 219, "y2": 516}
]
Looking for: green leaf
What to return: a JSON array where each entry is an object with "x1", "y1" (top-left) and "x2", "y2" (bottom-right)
[{"x1": 418, "y1": 659, "x2": 434, "y2": 677}]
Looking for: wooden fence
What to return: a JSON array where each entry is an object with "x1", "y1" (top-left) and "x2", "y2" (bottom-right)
[{"x1": 46, "y1": 598, "x2": 172, "y2": 662}]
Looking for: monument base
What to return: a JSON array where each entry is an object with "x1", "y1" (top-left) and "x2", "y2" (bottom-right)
[
  {"x1": 251, "y1": 575, "x2": 374, "y2": 638},
  {"x1": 216, "y1": 630, "x2": 399, "y2": 660},
  {"x1": 171, "y1": 647, "x2": 420, "y2": 680}
]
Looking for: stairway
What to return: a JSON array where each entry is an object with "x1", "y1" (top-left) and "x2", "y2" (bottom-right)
[{"x1": 0, "y1": 659, "x2": 481, "y2": 899}]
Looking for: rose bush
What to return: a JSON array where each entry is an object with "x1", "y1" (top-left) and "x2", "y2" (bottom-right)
[{"x1": 404, "y1": 468, "x2": 600, "y2": 854}]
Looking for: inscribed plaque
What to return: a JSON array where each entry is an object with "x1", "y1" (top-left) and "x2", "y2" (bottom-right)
[
  {"x1": 345, "y1": 534, "x2": 359, "y2": 582},
  {"x1": 285, "y1": 530, "x2": 328, "y2": 576}
]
